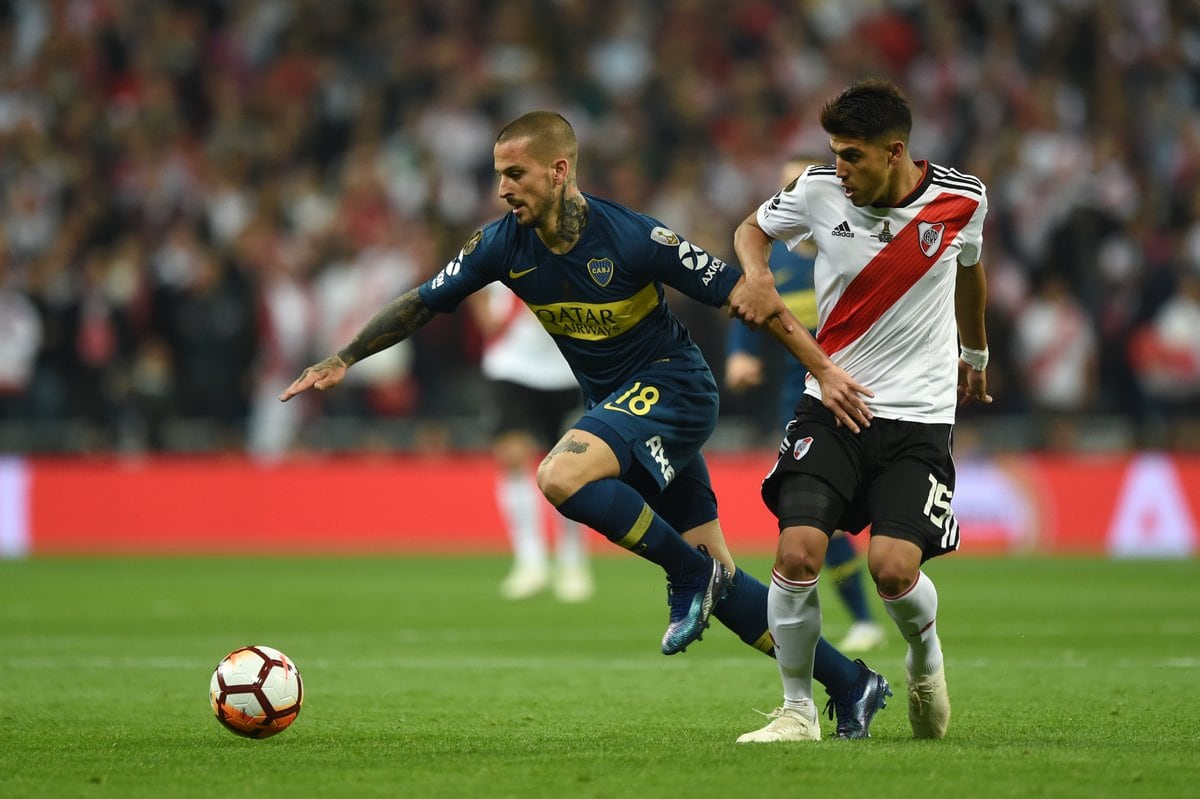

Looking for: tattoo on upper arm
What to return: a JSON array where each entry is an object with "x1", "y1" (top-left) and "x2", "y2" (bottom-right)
[{"x1": 339, "y1": 288, "x2": 437, "y2": 365}]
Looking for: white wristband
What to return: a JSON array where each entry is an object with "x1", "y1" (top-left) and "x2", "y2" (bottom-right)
[{"x1": 960, "y1": 346, "x2": 989, "y2": 371}]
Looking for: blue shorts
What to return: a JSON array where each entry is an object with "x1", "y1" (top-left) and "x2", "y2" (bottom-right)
[{"x1": 574, "y1": 364, "x2": 719, "y2": 533}]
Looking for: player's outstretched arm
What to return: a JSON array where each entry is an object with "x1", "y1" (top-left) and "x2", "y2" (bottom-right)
[
  {"x1": 279, "y1": 288, "x2": 438, "y2": 402},
  {"x1": 278, "y1": 353, "x2": 350, "y2": 401},
  {"x1": 762, "y1": 310, "x2": 874, "y2": 433},
  {"x1": 728, "y1": 213, "x2": 792, "y2": 331}
]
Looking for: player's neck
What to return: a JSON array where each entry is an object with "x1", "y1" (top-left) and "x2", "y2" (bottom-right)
[
  {"x1": 538, "y1": 191, "x2": 588, "y2": 254},
  {"x1": 880, "y1": 158, "x2": 925, "y2": 207}
]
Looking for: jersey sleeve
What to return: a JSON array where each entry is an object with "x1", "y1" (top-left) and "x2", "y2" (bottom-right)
[
  {"x1": 418, "y1": 224, "x2": 502, "y2": 313},
  {"x1": 756, "y1": 173, "x2": 815, "y2": 253},
  {"x1": 644, "y1": 223, "x2": 742, "y2": 307},
  {"x1": 956, "y1": 185, "x2": 988, "y2": 266}
]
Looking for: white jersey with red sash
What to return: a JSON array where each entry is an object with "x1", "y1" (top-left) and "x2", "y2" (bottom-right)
[
  {"x1": 480, "y1": 282, "x2": 577, "y2": 391},
  {"x1": 756, "y1": 161, "x2": 987, "y2": 424}
]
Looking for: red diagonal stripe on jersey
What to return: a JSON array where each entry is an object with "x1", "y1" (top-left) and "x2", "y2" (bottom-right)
[{"x1": 817, "y1": 192, "x2": 980, "y2": 357}]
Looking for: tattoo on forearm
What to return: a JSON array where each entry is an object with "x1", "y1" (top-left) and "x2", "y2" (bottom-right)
[
  {"x1": 546, "y1": 434, "x2": 589, "y2": 460},
  {"x1": 338, "y1": 288, "x2": 436, "y2": 366}
]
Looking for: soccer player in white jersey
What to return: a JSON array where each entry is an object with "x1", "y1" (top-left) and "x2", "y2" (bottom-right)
[
  {"x1": 730, "y1": 79, "x2": 992, "y2": 742},
  {"x1": 468, "y1": 283, "x2": 592, "y2": 602}
]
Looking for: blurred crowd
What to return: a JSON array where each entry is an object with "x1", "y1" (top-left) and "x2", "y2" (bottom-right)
[{"x1": 1, "y1": 0, "x2": 1200, "y2": 455}]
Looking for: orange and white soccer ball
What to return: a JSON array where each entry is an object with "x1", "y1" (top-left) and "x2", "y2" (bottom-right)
[{"x1": 209, "y1": 645, "x2": 303, "y2": 739}]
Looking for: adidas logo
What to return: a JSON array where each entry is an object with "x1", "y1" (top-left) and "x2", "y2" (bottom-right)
[{"x1": 831, "y1": 221, "x2": 854, "y2": 237}]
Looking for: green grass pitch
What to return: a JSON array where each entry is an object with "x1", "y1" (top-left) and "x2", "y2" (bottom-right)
[{"x1": 1, "y1": 554, "x2": 1198, "y2": 798}]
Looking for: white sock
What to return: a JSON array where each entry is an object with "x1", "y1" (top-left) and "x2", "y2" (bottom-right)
[
  {"x1": 882, "y1": 571, "x2": 943, "y2": 678},
  {"x1": 554, "y1": 518, "x2": 588, "y2": 571},
  {"x1": 496, "y1": 472, "x2": 546, "y2": 570},
  {"x1": 768, "y1": 569, "x2": 821, "y2": 712}
]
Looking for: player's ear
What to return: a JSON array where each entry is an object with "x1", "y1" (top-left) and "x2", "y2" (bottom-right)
[
  {"x1": 887, "y1": 139, "x2": 905, "y2": 166},
  {"x1": 553, "y1": 157, "x2": 570, "y2": 187}
]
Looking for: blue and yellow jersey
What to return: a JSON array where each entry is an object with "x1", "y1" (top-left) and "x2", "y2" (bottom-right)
[{"x1": 419, "y1": 193, "x2": 741, "y2": 403}]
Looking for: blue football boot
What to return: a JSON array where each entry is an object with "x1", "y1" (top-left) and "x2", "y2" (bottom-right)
[
  {"x1": 824, "y1": 658, "x2": 892, "y2": 738},
  {"x1": 661, "y1": 558, "x2": 728, "y2": 655}
]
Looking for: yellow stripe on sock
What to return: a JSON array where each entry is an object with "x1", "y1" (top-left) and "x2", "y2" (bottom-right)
[
  {"x1": 751, "y1": 630, "x2": 776, "y2": 654},
  {"x1": 614, "y1": 504, "x2": 654, "y2": 551}
]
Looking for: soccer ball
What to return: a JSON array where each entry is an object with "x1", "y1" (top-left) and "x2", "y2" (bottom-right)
[{"x1": 209, "y1": 645, "x2": 303, "y2": 739}]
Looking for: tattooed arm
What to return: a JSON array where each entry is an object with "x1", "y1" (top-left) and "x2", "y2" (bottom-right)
[{"x1": 279, "y1": 288, "x2": 438, "y2": 402}]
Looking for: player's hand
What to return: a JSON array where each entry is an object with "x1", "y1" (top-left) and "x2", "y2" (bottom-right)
[
  {"x1": 725, "y1": 353, "x2": 764, "y2": 392},
  {"x1": 812, "y1": 363, "x2": 874, "y2": 433},
  {"x1": 957, "y1": 360, "x2": 993, "y2": 406},
  {"x1": 726, "y1": 275, "x2": 791, "y2": 331},
  {"x1": 279, "y1": 355, "x2": 349, "y2": 402}
]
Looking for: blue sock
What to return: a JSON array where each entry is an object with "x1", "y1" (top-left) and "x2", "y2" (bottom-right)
[
  {"x1": 720, "y1": 567, "x2": 864, "y2": 694},
  {"x1": 815, "y1": 637, "x2": 862, "y2": 696},
  {"x1": 711, "y1": 568, "x2": 775, "y2": 654},
  {"x1": 826, "y1": 533, "x2": 872, "y2": 622},
  {"x1": 557, "y1": 478, "x2": 706, "y2": 579}
]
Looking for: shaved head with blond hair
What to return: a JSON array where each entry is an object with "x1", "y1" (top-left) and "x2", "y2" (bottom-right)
[{"x1": 496, "y1": 111, "x2": 578, "y2": 171}]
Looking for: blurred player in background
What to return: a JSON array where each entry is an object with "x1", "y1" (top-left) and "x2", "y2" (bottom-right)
[
  {"x1": 731, "y1": 79, "x2": 991, "y2": 742},
  {"x1": 467, "y1": 282, "x2": 592, "y2": 602},
  {"x1": 281, "y1": 110, "x2": 890, "y2": 738},
  {"x1": 725, "y1": 153, "x2": 886, "y2": 655}
]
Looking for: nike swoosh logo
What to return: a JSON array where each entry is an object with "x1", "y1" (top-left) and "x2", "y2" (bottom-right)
[{"x1": 508, "y1": 266, "x2": 538, "y2": 279}]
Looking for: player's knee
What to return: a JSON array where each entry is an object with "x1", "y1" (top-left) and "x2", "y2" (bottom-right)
[
  {"x1": 775, "y1": 540, "x2": 824, "y2": 581},
  {"x1": 867, "y1": 534, "x2": 924, "y2": 597},
  {"x1": 535, "y1": 458, "x2": 581, "y2": 505},
  {"x1": 870, "y1": 557, "x2": 919, "y2": 598}
]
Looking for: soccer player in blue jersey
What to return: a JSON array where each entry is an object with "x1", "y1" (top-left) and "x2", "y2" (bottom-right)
[
  {"x1": 725, "y1": 154, "x2": 886, "y2": 655},
  {"x1": 280, "y1": 111, "x2": 889, "y2": 737}
]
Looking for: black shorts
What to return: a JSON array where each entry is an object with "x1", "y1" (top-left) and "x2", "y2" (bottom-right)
[
  {"x1": 484, "y1": 380, "x2": 582, "y2": 448},
  {"x1": 761, "y1": 395, "x2": 961, "y2": 561}
]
